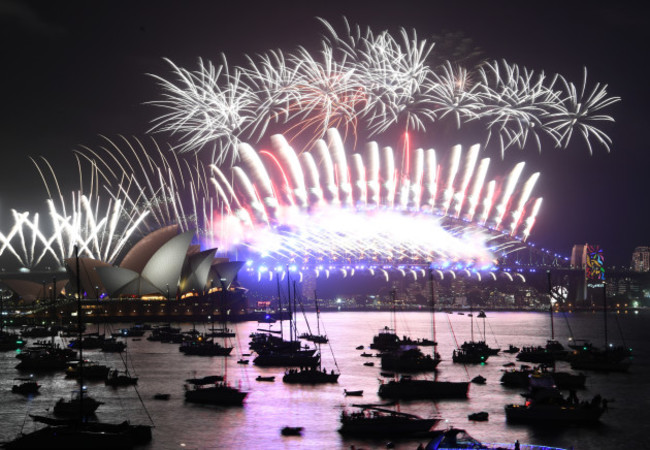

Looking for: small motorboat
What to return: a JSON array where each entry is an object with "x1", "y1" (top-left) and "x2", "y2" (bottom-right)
[
  {"x1": 471, "y1": 375, "x2": 486, "y2": 384},
  {"x1": 237, "y1": 359, "x2": 249, "y2": 365},
  {"x1": 355, "y1": 345, "x2": 364, "y2": 350},
  {"x1": 468, "y1": 411, "x2": 489, "y2": 421},
  {"x1": 153, "y1": 393, "x2": 170, "y2": 400},
  {"x1": 360, "y1": 352, "x2": 373, "y2": 357},
  {"x1": 256, "y1": 376, "x2": 275, "y2": 382},
  {"x1": 281, "y1": 426, "x2": 303, "y2": 436},
  {"x1": 504, "y1": 344, "x2": 520, "y2": 354},
  {"x1": 363, "y1": 362, "x2": 374, "y2": 367},
  {"x1": 12, "y1": 378, "x2": 40, "y2": 395},
  {"x1": 344, "y1": 389, "x2": 363, "y2": 396}
]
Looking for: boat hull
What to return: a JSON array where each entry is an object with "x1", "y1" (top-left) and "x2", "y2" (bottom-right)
[
  {"x1": 378, "y1": 379, "x2": 468, "y2": 399},
  {"x1": 505, "y1": 403, "x2": 604, "y2": 423}
]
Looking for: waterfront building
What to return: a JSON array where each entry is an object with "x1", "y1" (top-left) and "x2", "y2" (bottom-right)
[{"x1": 631, "y1": 246, "x2": 650, "y2": 272}]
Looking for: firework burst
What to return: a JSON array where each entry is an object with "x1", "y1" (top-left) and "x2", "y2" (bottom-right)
[{"x1": 148, "y1": 18, "x2": 619, "y2": 163}]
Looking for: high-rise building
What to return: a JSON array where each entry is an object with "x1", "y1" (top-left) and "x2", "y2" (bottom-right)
[
  {"x1": 570, "y1": 244, "x2": 587, "y2": 269},
  {"x1": 631, "y1": 246, "x2": 650, "y2": 272}
]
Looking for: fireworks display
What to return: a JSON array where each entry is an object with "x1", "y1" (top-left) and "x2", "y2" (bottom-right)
[
  {"x1": 0, "y1": 18, "x2": 619, "y2": 278},
  {"x1": 149, "y1": 18, "x2": 619, "y2": 164}
]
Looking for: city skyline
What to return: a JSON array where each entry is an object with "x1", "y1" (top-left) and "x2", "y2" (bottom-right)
[{"x1": 1, "y1": 1, "x2": 647, "y2": 267}]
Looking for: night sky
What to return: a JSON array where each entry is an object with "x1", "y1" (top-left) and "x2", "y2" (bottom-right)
[{"x1": 1, "y1": 0, "x2": 647, "y2": 267}]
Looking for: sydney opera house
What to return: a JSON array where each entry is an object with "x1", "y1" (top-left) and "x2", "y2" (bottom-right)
[{"x1": 0, "y1": 225, "x2": 249, "y2": 322}]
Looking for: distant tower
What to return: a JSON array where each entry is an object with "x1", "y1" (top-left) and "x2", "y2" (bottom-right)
[
  {"x1": 571, "y1": 243, "x2": 605, "y2": 305},
  {"x1": 631, "y1": 246, "x2": 650, "y2": 272},
  {"x1": 570, "y1": 244, "x2": 587, "y2": 269}
]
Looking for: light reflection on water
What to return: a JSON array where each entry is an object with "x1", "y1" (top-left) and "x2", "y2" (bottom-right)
[{"x1": 1, "y1": 310, "x2": 648, "y2": 449}]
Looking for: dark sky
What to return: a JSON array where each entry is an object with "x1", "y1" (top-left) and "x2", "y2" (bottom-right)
[{"x1": 0, "y1": 0, "x2": 647, "y2": 267}]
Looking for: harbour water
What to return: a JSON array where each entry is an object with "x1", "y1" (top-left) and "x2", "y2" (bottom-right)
[{"x1": 1, "y1": 310, "x2": 648, "y2": 449}]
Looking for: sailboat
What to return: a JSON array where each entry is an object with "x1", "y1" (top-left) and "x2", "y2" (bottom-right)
[
  {"x1": 105, "y1": 344, "x2": 138, "y2": 387},
  {"x1": 568, "y1": 283, "x2": 631, "y2": 372},
  {"x1": 378, "y1": 271, "x2": 467, "y2": 400},
  {"x1": 184, "y1": 274, "x2": 248, "y2": 406},
  {"x1": 179, "y1": 288, "x2": 233, "y2": 356},
  {"x1": 452, "y1": 305, "x2": 497, "y2": 364},
  {"x1": 378, "y1": 290, "x2": 441, "y2": 373},
  {"x1": 4, "y1": 246, "x2": 153, "y2": 449},
  {"x1": 282, "y1": 290, "x2": 339, "y2": 384},
  {"x1": 253, "y1": 271, "x2": 319, "y2": 368}
]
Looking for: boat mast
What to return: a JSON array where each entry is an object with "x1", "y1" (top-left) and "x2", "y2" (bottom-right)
[
  {"x1": 314, "y1": 290, "x2": 320, "y2": 340},
  {"x1": 548, "y1": 271, "x2": 555, "y2": 340},
  {"x1": 429, "y1": 269, "x2": 437, "y2": 348},
  {"x1": 75, "y1": 245, "x2": 84, "y2": 422},
  {"x1": 287, "y1": 267, "x2": 293, "y2": 343},
  {"x1": 603, "y1": 283, "x2": 608, "y2": 349},
  {"x1": 276, "y1": 275, "x2": 283, "y2": 342},
  {"x1": 390, "y1": 289, "x2": 396, "y2": 336}
]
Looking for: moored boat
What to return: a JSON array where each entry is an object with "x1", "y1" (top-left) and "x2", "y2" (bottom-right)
[
  {"x1": 283, "y1": 366, "x2": 339, "y2": 384},
  {"x1": 11, "y1": 377, "x2": 40, "y2": 395},
  {"x1": 378, "y1": 375, "x2": 469, "y2": 400},
  {"x1": 504, "y1": 376, "x2": 605, "y2": 424},
  {"x1": 184, "y1": 381, "x2": 247, "y2": 406},
  {"x1": 423, "y1": 428, "x2": 570, "y2": 450},
  {"x1": 339, "y1": 404, "x2": 439, "y2": 436}
]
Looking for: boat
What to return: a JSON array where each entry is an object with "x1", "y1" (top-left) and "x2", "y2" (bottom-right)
[
  {"x1": 255, "y1": 376, "x2": 275, "y2": 382},
  {"x1": 65, "y1": 360, "x2": 111, "y2": 380},
  {"x1": 355, "y1": 345, "x2": 364, "y2": 350},
  {"x1": 471, "y1": 375, "x2": 486, "y2": 384},
  {"x1": 11, "y1": 377, "x2": 40, "y2": 395},
  {"x1": 298, "y1": 332, "x2": 328, "y2": 343},
  {"x1": 516, "y1": 340, "x2": 568, "y2": 363},
  {"x1": 282, "y1": 290, "x2": 341, "y2": 384},
  {"x1": 339, "y1": 404, "x2": 439, "y2": 437},
  {"x1": 343, "y1": 389, "x2": 363, "y2": 396},
  {"x1": 252, "y1": 278, "x2": 319, "y2": 368},
  {"x1": 205, "y1": 327, "x2": 236, "y2": 338},
  {"x1": 3, "y1": 246, "x2": 153, "y2": 449},
  {"x1": 500, "y1": 364, "x2": 586, "y2": 389},
  {"x1": 184, "y1": 277, "x2": 248, "y2": 406},
  {"x1": 423, "y1": 428, "x2": 571, "y2": 450},
  {"x1": 179, "y1": 336, "x2": 233, "y2": 356},
  {"x1": 105, "y1": 369, "x2": 138, "y2": 387},
  {"x1": 504, "y1": 374, "x2": 606, "y2": 424},
  {"x1": 100, "y1": 337, "x2": 126, "y2": 353},
  {"x1": 185, "y1": 375, "x2": 223, "y2": 384},
  {"x1": 68, "y1": 332, "x2": 105, "y2": 350},
  {"x1": 380, "y1": 346, "x2": 440, "y2": 372},
  {"x1": 363, "y1": 361, "x2": 374, "y2": 367},
  {"x1": 280, "y1": 426, "x2": 303, "y2": 436},
  {"x1": 15, "y1": 345, "x2": 75, "y2": 372},
  {"x1": 53, "y1": 389, "x2": 104, "y2": 417},
  {"x1": 106, "y1": 341, "x2": 138, "y2": 387},
  {"x1": 467, "y1": 411, "x2": 489, "y2": 421},
  {"x1": 378, "y1": 375, "x2": 469, "y2": 400},
  {"x1": 153, "y1": 393, "x2": 170, "y2": 400},
  {"x1": 453, "y1": 310, "x2": 498, "y2": 362},
  {"x1": 237, "y1": 358, "x2": 249, "y2": 364},
  {"x1": 283, "y1": 366, "x2": 340, "y2": 384},
  {"x1": 184, "y1": 381, "x2": 247, "y2": 406},
  {"x1": 504, "y1": 344, "x2": 520, "y2": 354}
]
